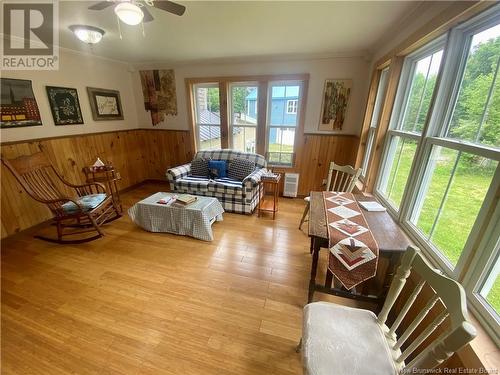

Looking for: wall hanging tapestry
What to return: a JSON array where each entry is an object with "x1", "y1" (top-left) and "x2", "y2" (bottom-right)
[
  {"x1": 46, "y1": 86, "x2": 84, "y2": 125},
  {"x1": 323, "y1": 191, "x2": 379, "y2": 290},
  {"x1": 140, "y1": 69, "x2": 177, "y2": 126},
  {"x1": 87, "y1": 87, "x2": 124, "y2": 121},
  {"x1": 319, "y1": 79, "x2": 352, "y2": 131},
  {"x1": 0, "y1": 78, "x2": 42, "y2": 128}
]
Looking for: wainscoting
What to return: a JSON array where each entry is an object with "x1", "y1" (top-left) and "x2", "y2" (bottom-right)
[
  {"x1": 273, "y1": 134, "x2": 360, "y2": 197},
  {"x1": 1, "y1": 130, "x2": 358, "y2": 238},
  {"x1": 0, "y1": 129, "x2": 193, "y2": 238}
]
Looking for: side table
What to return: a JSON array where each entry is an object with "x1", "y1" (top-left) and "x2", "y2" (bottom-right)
[
  {"x1": 83, "y1": 165, "x2": 123, "y2": 213},
  {"x1": 258, "y1": 173, "x2": 281, "y2": 219}
]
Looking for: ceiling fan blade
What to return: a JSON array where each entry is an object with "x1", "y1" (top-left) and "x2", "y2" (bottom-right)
[
  {"x1": 153, "y1": 0, "x2": 186, "y2": 16},
  {"x1": 142, "y1": 6, "x2": 154, "y2": 22},
  {"x1": 88, "y1": 1, "x2": 114, "y2": 11}
]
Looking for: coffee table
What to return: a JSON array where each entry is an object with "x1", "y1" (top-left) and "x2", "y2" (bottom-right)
[{"x1": 128, "y1": 192, "x2": 224, "y2": 241}]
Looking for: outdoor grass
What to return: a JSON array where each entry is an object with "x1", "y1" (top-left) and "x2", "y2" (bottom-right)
[{"x1": 383, "y1": 142, "x2": 499, "y2": 313}]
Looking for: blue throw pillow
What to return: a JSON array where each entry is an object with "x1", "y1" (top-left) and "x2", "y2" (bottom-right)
[{"x1": 208, "y1": 160, "x2": 227, "y2": 179}]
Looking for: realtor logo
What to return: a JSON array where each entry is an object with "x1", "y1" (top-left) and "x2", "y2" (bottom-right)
[{"x1": 2, "y1": 1, "x2": 59, "y2": 70}]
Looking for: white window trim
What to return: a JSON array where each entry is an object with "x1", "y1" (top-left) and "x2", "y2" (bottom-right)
[
  {"x1": 373, "y1": 5, "x2": 500, "y2": 344},
  {"x1": 374, "y1": 37, "x2": 446, "y2": 214}
]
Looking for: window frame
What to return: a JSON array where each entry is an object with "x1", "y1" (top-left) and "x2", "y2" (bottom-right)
[
  {"x1": 375, "y1": 37, "x2": 446, "y2": 216},
  {"x1": 192, "y1": 82, "x2": 222, "y2": 151},
  {"x1": 266, "y1": 80, "x2": 304, "y2": 167},
  {"x1": 228, "y1": 82, "x2": 259, "y2": 153},
  {"x1": 372, "y1": 5, "x2": 500, "y2": 345},
  {"x1": 360, "y1": 66, "x2": 390, "y2": 179}
]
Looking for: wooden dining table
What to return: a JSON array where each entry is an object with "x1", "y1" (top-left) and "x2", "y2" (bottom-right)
[{"x1": 307, "y1": 191, "x2": 411, "y2": 306}]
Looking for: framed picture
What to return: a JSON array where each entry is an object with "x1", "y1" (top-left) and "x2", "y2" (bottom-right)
[
  {"x1": 318, "y1": 79, "x2": 352, "y2": 131},
  {"x1": 46, "y1": 86, "x2": 84, "y2": 125},
  {"x1": 1, "y1": 78, "x2": 42, "y2": 128},
  {"x1": 87, "y1": 87, "x2": 124, "y2": 121}
]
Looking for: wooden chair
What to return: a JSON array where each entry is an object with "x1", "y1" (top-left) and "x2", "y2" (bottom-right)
[
  {"x1": 299, "y1": 162, "x2": 361, "y2": 230},
  {"x1": 298, "y1": 246, "x2": 477, "y2": 374},
  {"x1": 1, "y1": 152, "x2": 121, "y2": 243}
]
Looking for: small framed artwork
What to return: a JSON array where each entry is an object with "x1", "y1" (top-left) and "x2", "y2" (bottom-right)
[
  {"x1": 1, "y1": 78, "x2": 42, "y2": 128},
  {"x1": 46, "y1": 86, "x2": 84, "y2": 125},
  {"x1": 319, "y1": 79, "x2": 352, "y2": 131},
  {"x1": 87, "y1": 87, "x2": 124, "y2": 121}
]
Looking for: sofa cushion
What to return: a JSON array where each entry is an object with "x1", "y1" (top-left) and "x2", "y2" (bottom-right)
[
  {"x1": 190, "y1": 158, "x2": 210, "y2": 177},
  {"x1": 208, "y1": 177, "x2": 243, "y2": 196},
  {"x1": 228, "y1": 158, "x2": 256, "y2": 181},
  {"x1": 208, "y1": 160, "x2": 227, "y2": 179},
  {"x1": 62, "y1": 193, "x2": 107, "y2": 214},
  {"x1": 194, "y1": 149, "x2": 267, "y2": 169},
  {"x1": 175, "y1": 176, "x2": 210, "y2": 192}
]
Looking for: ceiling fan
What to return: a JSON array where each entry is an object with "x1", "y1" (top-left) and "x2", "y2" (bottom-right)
[{"x1": 88, "y1": 0, "x2": 186, "y2": 25}]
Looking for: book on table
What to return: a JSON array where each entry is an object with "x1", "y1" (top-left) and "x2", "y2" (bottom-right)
[
  {"x1": 359, "y1": 201, "x2": 386, "y2": 212},
  {"x1": 176, "y1": 194, "x2": 197, "y2": 205}
]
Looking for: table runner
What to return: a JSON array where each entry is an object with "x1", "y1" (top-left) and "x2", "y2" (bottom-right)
[{"x1": 323, "y1": 192, "x2": 379, "y2": 290}]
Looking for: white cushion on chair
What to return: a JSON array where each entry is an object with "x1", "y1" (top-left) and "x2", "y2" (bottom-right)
[
  {"x1": 304, "y1": 196, "x2": 310, "y2": 202},
  {"x1": 303, "y1": 302, "x2": 397, "y2": 375}
]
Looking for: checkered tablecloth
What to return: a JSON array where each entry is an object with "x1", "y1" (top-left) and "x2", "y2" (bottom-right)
[{"x1": 128, "y1": 192, "x2": 224, "y2": 241}]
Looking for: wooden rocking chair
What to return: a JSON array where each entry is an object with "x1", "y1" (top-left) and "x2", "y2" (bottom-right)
[{"x1": 2, "y1": 152, "x2": 121, "y2": 243}]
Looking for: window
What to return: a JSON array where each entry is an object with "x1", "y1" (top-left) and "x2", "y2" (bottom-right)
[
  {"x1": 361, "y1": 67, "x2": 389, "y2": 178},
  {"x1": 377, "y1": 43, "x2": 444, "y2": 211},
  {"x1": 229, "y1": 83, "x2": 258, "y2": 153},
  {"x1": 193, "y1": 83, "x2": 221, "y2": 150},
  {"x1": 267, "y1": 82, "x2": 303, "y2": 166},
  {"x1": 189, "y1": 76, "x2": 307, "y2": 166},
  {"x1": 286, "y1": 99, "x2": 298, "y2": 114},
  {"x1": 372, "y1": 7, "x2": 500, "y2": 342}
]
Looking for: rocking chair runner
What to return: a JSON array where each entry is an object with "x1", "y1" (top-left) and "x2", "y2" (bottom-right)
[{"x1": 2, "y1": 152, "x2": 121, "y2": 243}]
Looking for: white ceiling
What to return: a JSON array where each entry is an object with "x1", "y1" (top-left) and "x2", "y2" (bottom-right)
[{"x1": 59, "y1": 1, "x2": 423, "y2": 64}]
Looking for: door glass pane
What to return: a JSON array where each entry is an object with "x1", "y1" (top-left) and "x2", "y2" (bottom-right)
[
  {"x1": 446, "y1": 24, "x2": 500, "y2": 148},
  {"x1": 411, "y1": 146, "x2": 498, "y2": 265},
  {"x1": 400, "y1": 49, "x2": 443, "y2": 134},
  {"x1": 379, "y1": 136, "x2": 418, "y2": 208},
  {"x1": 267, "y1": 83, "x2": 301, "y2": 165}
]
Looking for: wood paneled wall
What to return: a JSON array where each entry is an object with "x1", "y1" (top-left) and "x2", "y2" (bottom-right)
[
  {"x1": 273, "y1": 134, "x2": 360, "y2": 196},
  {"x1": 1, "y1": 129, "x2": 356, "y2": 238},
  {"x1": 1, "y1": 129, "x2": 193, "y2": 238}
]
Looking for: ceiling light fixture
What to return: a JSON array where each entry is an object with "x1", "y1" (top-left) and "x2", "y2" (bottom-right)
[
  {"x1": 69, "y1": 25, "x2": 105, "y2": 44},
  {"x1": 114, "y1": 2, "x2": 144, "y2": 26}
]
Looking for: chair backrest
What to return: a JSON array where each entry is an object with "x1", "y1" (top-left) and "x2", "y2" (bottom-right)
[
  {"x1": 1, "y1": 152, "x2": 67, "y2": 212},
  {"x1": 377, "y1": 246, "x2": 476, "y2": 372},
  {"x1": 325, "y1": 162, "x2": 361, "y2": 192},
  {"x1": 194, "y1": 149, "x2": 267, "y2": 169}
]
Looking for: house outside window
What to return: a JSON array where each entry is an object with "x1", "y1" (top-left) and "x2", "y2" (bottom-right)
[{"x1": 286, "y1": 99, "x2": 298, "y2": 114}]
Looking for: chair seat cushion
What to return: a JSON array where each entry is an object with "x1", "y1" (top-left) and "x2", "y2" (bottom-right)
[
  {"x1": 304, "y1": 196, "x2": 310, "y2": 202},
  {"x1": 62, "y1": 193, "x2": 107, "y2": 214},
  {"x1": 303, "y1": 302, "x2": 397, "y2": 375}
]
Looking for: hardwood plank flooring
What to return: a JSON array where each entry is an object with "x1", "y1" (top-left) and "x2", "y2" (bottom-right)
[{"x1": 1, "y1": 182, "x2": 371, "y2": 374}]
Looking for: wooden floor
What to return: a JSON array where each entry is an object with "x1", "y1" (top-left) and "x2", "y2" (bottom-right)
[{"x1": 1, "y1": 182, "x2": 370, "y2": 374}]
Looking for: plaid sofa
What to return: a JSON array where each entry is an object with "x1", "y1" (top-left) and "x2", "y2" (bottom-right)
[{"x1": 166, "y1": 149, "x2": 268, "y2": 214}]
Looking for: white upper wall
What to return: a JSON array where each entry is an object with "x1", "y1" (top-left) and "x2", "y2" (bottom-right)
[
  {"x1": 0, "y1": 49, "x2": 137, "y2": 143},
  {"x1": 132, "y1": 56, "x2": 371, "y2": 135}
]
